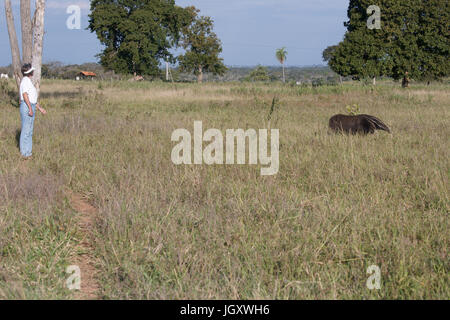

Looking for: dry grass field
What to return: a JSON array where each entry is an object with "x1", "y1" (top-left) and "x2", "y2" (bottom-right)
[{"x1": 0, "y1": 78, "x2": 448, "y2": 299}]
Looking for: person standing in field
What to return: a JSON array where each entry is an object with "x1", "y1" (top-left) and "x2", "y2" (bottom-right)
[{"x1": 19, "y1": 63, "x2": 46, "y2": 159}]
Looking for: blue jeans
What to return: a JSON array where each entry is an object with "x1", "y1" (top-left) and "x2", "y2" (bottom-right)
[{"x1": 19, "y1": 101, "x2": 36, "y2": 157}]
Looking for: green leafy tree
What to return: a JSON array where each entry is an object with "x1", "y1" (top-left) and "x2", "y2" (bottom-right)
[
  {"x1": 276, "y1": 47, "x2": 288, "y2": 83},
  {"x1": 246, "y1": 65, "x2": 270, "y2": 82},
  {"x1": 178, "y1": 7, "x2": 227, "y2": 83},
  {"x1": 329, "y1": 0, "x2": 449, "y2": 83},
  {"x1": 88, "y1": 0, "x2": 191, "y2": 76},
  {"x1": 401, "y1": 0, "x2": 449, "y2": 82},
  {"x1": 330, "y1": 1, "x2": 392, "y2": 85},
  {"x1": 322, "y1": 45, "x2": 338, "y2": 64}
]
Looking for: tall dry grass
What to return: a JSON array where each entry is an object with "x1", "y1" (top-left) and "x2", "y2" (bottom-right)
[{"x1": 0, "y1": 78, "x2": 448, "y2": 299}]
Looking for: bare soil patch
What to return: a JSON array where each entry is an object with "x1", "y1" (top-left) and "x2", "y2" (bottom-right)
[{"x1": 68, "y1": 191, "x2": 101, "y2": 300}]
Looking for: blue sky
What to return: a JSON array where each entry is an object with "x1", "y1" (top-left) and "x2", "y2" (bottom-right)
[{"x1": 0, "y1": 0, "x2": 349, "y2": 67}]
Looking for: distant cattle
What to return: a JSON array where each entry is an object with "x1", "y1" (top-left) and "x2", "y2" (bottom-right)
[{"x1": 0, "y1": 74, "x2": 9, "y2": 79}]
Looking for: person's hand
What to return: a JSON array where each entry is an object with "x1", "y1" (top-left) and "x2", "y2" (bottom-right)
[
  {"x1": 28, "y1": 109, "x2": 33, "y2": 117},
  {"x1": 39, "y1": 107, "x2": 47, "y2": 115}
]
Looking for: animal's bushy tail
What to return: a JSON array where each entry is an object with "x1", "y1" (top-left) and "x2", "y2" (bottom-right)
[{"x1": 361, "y1": 114, "x2": 391, "y2": 133}]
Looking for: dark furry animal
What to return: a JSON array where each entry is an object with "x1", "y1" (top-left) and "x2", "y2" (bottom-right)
[{"x1": 329, "y1": 114, "x2": 391, "y2": 134}]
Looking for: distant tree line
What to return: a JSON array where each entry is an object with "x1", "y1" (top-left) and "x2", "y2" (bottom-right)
[
  {"x1": 0, "y1": 62, "x2": 119, "y2": 80},
  {"x1": 177, "y1": 65, "x2": 341, "y2": 84},
  {"x1": 0, "y1": 63, "x2": 340, "y2": 84}
]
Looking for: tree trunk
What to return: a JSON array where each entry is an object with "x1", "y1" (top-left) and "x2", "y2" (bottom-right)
[
  {"x1": 31, "y1": 0, "x2": 46, "y2": 95},
  {"x1": 339, "y1": 75, "x2": 343, "y2": 84},
  {"x1": 21, "y1": 0, "x2": 33, "y2": 64},
  {"x1": 166, "y1": 62, "x2": 169, "y2": 81},
  {"x1": 5, "y1": 0, "x2": 22, "y2": 90},
  {"x1": 197, "y1": 65, "x2": 203, "y2": 83},
  {"x1": 282, "y1": 63, "x2": 285, "y2": 83},
  {"x1": 372, "y1": 76, "x2": 376, "y2": 85}
]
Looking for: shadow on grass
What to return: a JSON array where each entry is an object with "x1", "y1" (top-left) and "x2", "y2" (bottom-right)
[{"x1": 15, "y1": 129, "x2": 20, "y2": 149}]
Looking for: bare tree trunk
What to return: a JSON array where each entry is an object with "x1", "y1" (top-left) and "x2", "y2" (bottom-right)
[
  {"x1": 282, "y1": 63, "x2": 285, "y2": 83},
  {"x1": 21, "y1": 0, "x2": 33, "y2": 64},
  {"x1": 166, "y1": 61, "x2": 169, "y2": 81},
  {"x1": 197, "y1": 65, "x2": 203, "y2": 83},
  {"x1": 31, "y1": 0, "x2": 46, "y2": 95},
  {"x1": 372, "y1": 76, "x2": 376, "y2": 85},
  {"x1": 5, "y1": 0, "x2": 22, "y2": 90}
]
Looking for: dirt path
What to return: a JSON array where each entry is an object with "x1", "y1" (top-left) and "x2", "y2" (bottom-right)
[{"x1": 68, "y1": 192, "x2": 101, "y2": 300}]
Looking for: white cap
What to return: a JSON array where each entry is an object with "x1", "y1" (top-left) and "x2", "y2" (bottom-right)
[{"x1": 24, "y1": 67, "x2": 35, "y2": 74}]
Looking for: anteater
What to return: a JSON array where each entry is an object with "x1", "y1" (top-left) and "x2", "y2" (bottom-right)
[{"x1": 329, "y1": 114, "x2": 391, "y2": 135}]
